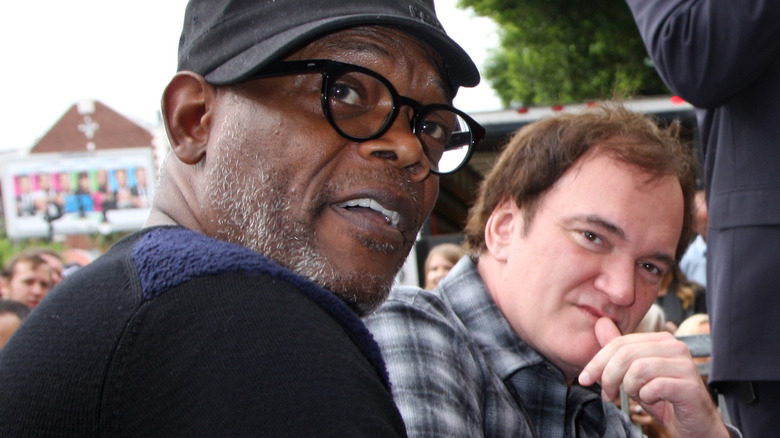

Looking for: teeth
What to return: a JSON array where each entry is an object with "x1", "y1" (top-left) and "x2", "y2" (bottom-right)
[{"x1": 337, "y1": 198, "x2": 401, "y2": 228}]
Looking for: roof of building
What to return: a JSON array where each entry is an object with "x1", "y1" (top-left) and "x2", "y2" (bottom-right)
[{"x1": 31, "y1": 100, "x2": 154, "y2": 154}]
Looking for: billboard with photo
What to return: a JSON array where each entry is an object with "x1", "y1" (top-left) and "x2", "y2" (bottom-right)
[{"x1": 2, "y1": 148, "x2": 155, "y2": 239}]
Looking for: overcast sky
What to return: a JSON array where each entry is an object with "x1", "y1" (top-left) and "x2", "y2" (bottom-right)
[{"x1": 0, "y1": 1, "x2": 501, "y2": 153}]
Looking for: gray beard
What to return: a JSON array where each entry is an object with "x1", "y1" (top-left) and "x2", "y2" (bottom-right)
[{"x1": 203, "y1": 136, "x2": 399, "y2": 316}]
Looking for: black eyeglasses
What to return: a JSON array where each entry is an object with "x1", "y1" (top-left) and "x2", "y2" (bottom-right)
[{"x1": 251, "y1": 59, "x2": 485, "y2": 174}]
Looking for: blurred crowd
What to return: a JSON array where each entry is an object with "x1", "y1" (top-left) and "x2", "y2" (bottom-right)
[{"x1": 0, "y1": 247, "x2": 95, "y2": 350}]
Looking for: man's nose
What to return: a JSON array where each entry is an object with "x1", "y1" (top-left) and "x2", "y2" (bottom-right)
[
  {"x1": 356, "y1": 111, "x2": 432, "y2": 182},
  {"x1": 31, "y1": 282, "x2": 48, "y2": 296},
  {"x1": 594, "y1": 258, "x2": 636, "y2": 307}
]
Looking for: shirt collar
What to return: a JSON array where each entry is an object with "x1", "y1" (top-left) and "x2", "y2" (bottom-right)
[{"x1": 438, "y1": 256, "x2": 551, "y2": 379}]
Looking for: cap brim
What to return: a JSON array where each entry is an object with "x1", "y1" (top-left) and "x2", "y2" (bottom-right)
[{"x1": 204, "y1": 14, "x2": 480, "y2": 91}]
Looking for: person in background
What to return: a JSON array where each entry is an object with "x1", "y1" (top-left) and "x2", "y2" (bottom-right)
[
  {"x1": 624, "y1": 2, "x2": 780, "y2": 436},
  {"x1": 15, "y1": 175, "x2": 36, "y2": 217},
  {"x1": 0, "y1": 300, "x2": 31, "y2": 350},
  {"x1": 26, "y1": 248, "x2": 65, "y2": 287},
  {"x1": 61, "y1": 248, "x2": 96, "y2": 278},
  {"x1": 0, "y1": 250, "x2": 53, "y2": 309},
  {"x1": 367, "y1": 104, "x2": 736, "y2": 437},
  {"x1": 423, "y1": 243, "x2": 464, "y2": 289},
  {"x1": 655, "y1": 265, "x2": 706, "y2": 332},
  {"x1": 676, "y1": 314, "x2": 711, "y2": 342},
  {"x1": 74, "y1": 171, "x2": 95, "y2": 215},
  {"x1": 33, "y1": 173, "x2": 62, "y2": 221},
  {"x1": 130, "y1": 167, "x2": 150, "y2": 208},
  {"x1": 0, "y1": 0, "x2": 484, "y2": 436},
  {"x1": 679, "y1": 190, "x2": 707, "y2": 287},
  {"x1": 112, "y1": 169, "x2": 134, "y2": 209},
  {"x1": 55, "y1": 172, "x2": 78, "y2": 214},
  {"x1": 675, "y1": 314, "x2": 712, "y2": 384},
  {"x1": 94, "y1": 168, "x2": 111, "y2": 215},
  {"x1": 634, "y1": 303, "x2": 668, "y2": 334}
]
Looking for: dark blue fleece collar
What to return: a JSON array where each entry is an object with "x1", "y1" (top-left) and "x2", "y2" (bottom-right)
[{"x1": 131, "y1": 226, "x2": 391, "y2": 390}]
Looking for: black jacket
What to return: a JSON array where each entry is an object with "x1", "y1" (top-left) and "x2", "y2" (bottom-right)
[{"x1": 0, "y1": 226, "x2": 406, "y2": 437}]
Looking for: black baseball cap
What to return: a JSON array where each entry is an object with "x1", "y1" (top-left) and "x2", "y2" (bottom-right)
[{"x1": 177, "y1": 0, "x2": 480, "y2": 92}]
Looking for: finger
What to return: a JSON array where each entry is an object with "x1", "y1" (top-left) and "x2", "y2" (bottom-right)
[
  {"x1": 584, "y1": 330, "x2": 685, "y2": 380},
  {"x1": 595, "y1": 316, "x2": 621, "y2": 347},
  {"x1": 636, "y1": 376, "x2": 725, "y2": 437},
  {"x1": 634, "y1": 374, "x2": 704, "y2": 426},
  {"x1": 627, "y1": 357, "x2": 703, "y2": 405},
  {"x1": 578, "y1": 317, "x2": 622, "y2": 387}
]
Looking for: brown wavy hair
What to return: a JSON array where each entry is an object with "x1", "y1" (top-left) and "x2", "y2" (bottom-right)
[{"x1": 463, "y1": 103, "x2": 697, "y2": 262}]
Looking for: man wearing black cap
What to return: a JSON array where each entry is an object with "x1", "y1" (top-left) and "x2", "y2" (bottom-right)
[{"x1": 0, "y1": 1, "x2": 484, "y2": 436}]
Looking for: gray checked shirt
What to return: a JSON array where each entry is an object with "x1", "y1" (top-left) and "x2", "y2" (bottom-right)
[{"x1": 366, "y1": 256, "x2": 640, "y2": 437}]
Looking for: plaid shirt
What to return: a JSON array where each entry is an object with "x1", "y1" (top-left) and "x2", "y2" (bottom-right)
[{"x1": 366, "y1": 256, "x2": 640, "y2": 437}]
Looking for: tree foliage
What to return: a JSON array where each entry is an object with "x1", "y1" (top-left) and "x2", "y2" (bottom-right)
[{"x1": 457, "y1": 0, "x2": 669, "y2": 106}]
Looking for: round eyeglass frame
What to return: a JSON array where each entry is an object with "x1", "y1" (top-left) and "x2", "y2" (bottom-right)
[{"x1": 250, "y1": 59, "x2": 485, "y2": 174}]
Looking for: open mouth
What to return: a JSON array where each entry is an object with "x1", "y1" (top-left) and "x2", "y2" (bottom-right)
[{"x1": 336, "y1": 198, "x2": 401, "y2": 228}]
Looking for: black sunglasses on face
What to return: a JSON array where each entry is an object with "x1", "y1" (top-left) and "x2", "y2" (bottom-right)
[{"x1": 251, "y1": 59, "x2": 485, "y2": 174}]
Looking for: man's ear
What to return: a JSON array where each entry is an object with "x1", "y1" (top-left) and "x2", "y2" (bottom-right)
[
  {"x1": 484, "y1": 199, "x2": 520, "y2": 262},
  {"x1": 161, "y1": 72, "x2": 216, "y2": 165}
]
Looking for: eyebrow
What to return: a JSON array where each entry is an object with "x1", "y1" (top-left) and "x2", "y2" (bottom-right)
[
  {"x1": 323, "y1": 38, "x2": 452, "y2": 100},
  {"x1": 328, "y1": 38, "x2": 392, "y2": 57},
  {"x1": 567, "y1": 215, "x2": 677, "y2": 267}
]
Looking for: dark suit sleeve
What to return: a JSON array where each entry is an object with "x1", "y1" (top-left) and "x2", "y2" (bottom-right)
[{"x1": 625, "y1": 0, "x2": 780, "y2": 108}]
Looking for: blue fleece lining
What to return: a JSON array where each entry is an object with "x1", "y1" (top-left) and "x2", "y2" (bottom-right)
[{"x1": 130, "y1": 226, "x2": 391, "y2": 390}]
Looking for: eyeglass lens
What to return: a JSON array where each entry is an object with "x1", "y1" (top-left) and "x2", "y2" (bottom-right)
[{"x1": 326, "y1": 70, "x2": 474, "y2": 174}]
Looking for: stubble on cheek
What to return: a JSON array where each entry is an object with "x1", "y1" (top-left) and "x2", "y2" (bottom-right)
[
  {"x1": 281, "y1": 179, "x2": 417, "y2": 316},
  {"x1": 202, "y1": 128, "x2": 418, "y2": 315}
]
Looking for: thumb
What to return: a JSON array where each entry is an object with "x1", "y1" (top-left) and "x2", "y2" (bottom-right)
[{"x1": 595, "y1": 317, "x2": 621, "y2": 348}]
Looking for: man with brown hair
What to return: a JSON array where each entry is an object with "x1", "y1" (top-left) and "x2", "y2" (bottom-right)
[
  {"x1": 367, "y1": 105, "x2": 736, "y2": 437},
  {"x1": 0, "y1": 250, "x2": 53, "y2": 309}
]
